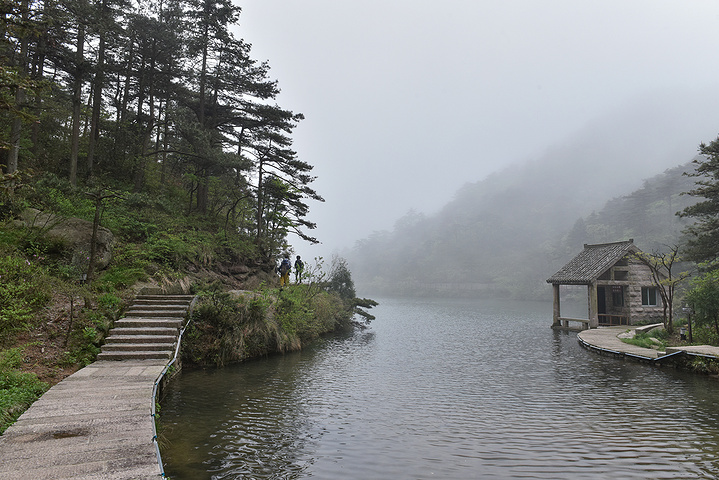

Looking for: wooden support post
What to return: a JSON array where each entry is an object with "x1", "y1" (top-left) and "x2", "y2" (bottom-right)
[
  {"x1": 552, "y1": 284, "x2": 561, "y2": 327},
  {"x1": 588, "y1": 282, "x2": 599, "y2": 329}
]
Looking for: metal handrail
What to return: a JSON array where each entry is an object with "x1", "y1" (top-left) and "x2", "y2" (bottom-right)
[
  {"x1": 653, "y1": 349, "x2": 685, "y2": 363},
  {"x1": 150, "y1": 295, "x2": 198, "y2": 478}
]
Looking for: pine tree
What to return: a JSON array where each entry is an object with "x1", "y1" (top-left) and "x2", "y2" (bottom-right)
[{"x1": 679, "y1": 137, "x2": 719, "y2": 266}]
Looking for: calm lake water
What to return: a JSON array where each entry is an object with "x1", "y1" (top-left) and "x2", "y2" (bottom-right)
[{"x1": 160, "y1": 297, "x2": 719, "y2": 479}]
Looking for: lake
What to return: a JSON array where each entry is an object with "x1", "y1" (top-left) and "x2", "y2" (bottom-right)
[{"x1": 160, "y1": 297, "x2": 719, "y2": 479}]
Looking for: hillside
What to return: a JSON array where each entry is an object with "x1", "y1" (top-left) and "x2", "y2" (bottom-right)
[
  {"x1": 0, "y1": 0, "x2": 338, "y2": 433},
  {"x1": 348, "y1": 151, "x2": 702, "y2": 299}
]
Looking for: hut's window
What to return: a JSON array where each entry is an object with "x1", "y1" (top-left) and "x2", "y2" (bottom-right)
[
  {"x1": 612, "y1": 285, "x2": 624, "y2": 306},
  {"x1": 642, "y1": 286, "x2": 658, "y2": 306}
]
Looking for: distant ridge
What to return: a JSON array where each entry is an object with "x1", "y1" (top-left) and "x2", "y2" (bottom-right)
[{"x1": 348, "y1": 92, "x2": 713, "y2": 299}]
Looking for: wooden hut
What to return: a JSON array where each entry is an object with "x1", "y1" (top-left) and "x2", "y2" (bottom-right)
[{"x1": 546, "y1": 240, "x2": 665, "y2": 330}]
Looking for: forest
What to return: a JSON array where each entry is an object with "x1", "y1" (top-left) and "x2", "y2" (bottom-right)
[
  {"x1": 1, "y1": 0, "x2": 321, "y2": 257},
  {"x1": 0, "y1": 0, "x2": 374, "y2": 433}
]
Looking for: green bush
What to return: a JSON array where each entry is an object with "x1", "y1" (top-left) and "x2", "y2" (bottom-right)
[
  {"x1": 688, "y1": 356, "x2": 719, "y2": 375},
  {"x1": 621, "y1": 330, "x2": 667, "y2": 350},
  {"x1": 112, "y1": 216, "x2": 157, "y2": 242},
  {"x1": 0, "y1": 347, "x2": 49, "y2": 433},
  {"x1": 275, "y1": 286, "x2": 338, "y2": 342},
  {"x1": 96, "y1": 265, "x2": 147, "y2": 291},
  {"x1": 94, "y1": 244, "x2": 150, "y2": 291},
  {"x1": 0, "y1": 255, "x2": 51, "y2": 343},
  {"x1": 30, "y1": 174, "x2": 94, "y2": 219},
  {"x1": 686, "y1": 269, "x2": 719, "y2": 345},
  {"x1": 61, "y1": 327, "x2": 101, "y2": 368},
  {"x1": 146, "y1": 234, "x2": 192, "y2": 269}
]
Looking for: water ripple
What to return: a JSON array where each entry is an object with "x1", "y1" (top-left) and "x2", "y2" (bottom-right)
[{"x1": 162, "y1": 298, "x2": 719, "y2": 479}]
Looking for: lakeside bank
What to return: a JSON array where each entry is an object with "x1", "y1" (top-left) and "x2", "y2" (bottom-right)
[{"x1": 578, "y1": 326, "x2": 719, "y2": 371}]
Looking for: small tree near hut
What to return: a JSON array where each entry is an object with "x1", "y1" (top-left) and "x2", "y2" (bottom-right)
[{"x1": 635, "y1": 244, "x2": 690, "y2": 334}]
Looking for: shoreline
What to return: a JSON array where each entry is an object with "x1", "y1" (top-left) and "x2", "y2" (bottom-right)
[{"x1": 577, "y1": 326, "x2": 719, "y2": 370}]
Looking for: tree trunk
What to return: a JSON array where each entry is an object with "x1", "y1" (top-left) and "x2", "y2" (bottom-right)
[
  {"x1": 86, "y1": 193, "x2": 102, "y2": 284},
  {"x1": 30, "y1": 26, "x2": 47, "y2": 158},
  {"x1": 197, "y1": 171, "x2": 208, "y2": 214},
  {"x1": 256, "y1": 159, "x2": 264, "y2": 239},
  {"x1": 70, "y1": 21, "x2": 86, "y2": 187},
  {"x1": 7, "y1": 0, "x2": 30, "y2": 174},
  {"x1": 87, "y1": 14, "x2": 107, "y2": 178}
]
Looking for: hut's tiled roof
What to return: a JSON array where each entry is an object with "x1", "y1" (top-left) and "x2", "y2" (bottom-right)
[{"x1": 546, "y1": 240, "x2": 640, "y2": 285}]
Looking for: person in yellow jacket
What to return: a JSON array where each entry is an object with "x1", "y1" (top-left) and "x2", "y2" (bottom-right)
[{"x1": 279, "y1": 254, "x2": 291, "y2": 287}]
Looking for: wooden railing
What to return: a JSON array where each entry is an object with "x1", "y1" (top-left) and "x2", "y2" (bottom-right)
[
  {"x1": 555, "y1": 317, "x2": 590, "y2": 330},
  {"x1": 598, "y1": 314, "x2": 628, "y2": 326}
]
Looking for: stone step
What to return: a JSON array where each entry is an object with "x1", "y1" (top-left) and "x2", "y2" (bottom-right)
[
  {"x1": 127, "y1": 303, "x2": 189, "y2": 311},
  {"x1": 103, "y1": 334, "x2": 177, "y2": 344},
  {"x1": 115, "y1": 318, "x2": 183, "y2": 329},
  {"x1": 101, "y1": 342, "x2": 175, "y2": 352},
  {"x1": 126, "y1": 307, "x2": 189, "y2": 315},
  {"x1": 93, "y1": 294, "x2": 196, "y2": 363},
  {"x1": 109, "y1": 327, "x2": 179, "y2": 337},
  {"x1": 133, "y1": 297, "x2": 193, "y2": 303},
  {"x1": 96, "y1": 350, "x2": 172, "y2": 361},
  {"x1": 125, "y1": 309, "x2": 187, "y2": 318},
  {"x1": 136, "y1": 294, "x2": 195, "y2": 302}
]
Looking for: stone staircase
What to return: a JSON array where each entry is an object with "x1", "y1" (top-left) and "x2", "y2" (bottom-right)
[{"x1": 98, "y1": 294, "x2": 196, "y2": 361}]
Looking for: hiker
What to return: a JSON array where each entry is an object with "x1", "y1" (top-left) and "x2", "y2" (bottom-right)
[
  {"x1": 294, "y1": 255, "x2": 304, "y2": 283},
  {"x1": 279, "y1": 254, "x2": 291, "y2": 287}
]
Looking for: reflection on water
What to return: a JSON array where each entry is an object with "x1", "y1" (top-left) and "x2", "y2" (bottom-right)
[{"x1": 161, "y1": 297, "x2": 719, "y2": 479}]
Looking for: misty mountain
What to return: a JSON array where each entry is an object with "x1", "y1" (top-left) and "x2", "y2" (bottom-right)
[
  {"x1": 563, "y1": 162, "x2": 698, "y2": 252},
  {"x1": 348, "y1": 99, "x2": 709, "y2": 298}
]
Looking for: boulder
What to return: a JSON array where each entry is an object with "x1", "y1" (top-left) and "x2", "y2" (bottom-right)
[{"x1": 17, "y1": 208, "x2": 115, "y2": 269}]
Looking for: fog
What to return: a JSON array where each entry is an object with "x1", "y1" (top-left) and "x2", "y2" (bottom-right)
[{"x1": 236, "y1": 0, "x2": 719, "y2": 260}]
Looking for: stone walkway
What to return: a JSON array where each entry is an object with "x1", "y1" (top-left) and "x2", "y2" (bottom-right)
[
  {"x1": 0, "y1": 294, "x2": 195, "y2": 480},
  {"x1": 0, "y1": 361, "x2": 166, "y2": 480},
  {"x1": 578, "y1": 325, "x2": 719, "y2": 360}
]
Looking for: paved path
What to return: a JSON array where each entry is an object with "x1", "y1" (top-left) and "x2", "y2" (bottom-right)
[
  {"x1": 0, "y1": 360, "x2": 165, "y2": 479},
  {"x1": 578, "y1": 326, "x2": 661, "y2": 359},
  {"x1": 578, "y1": 326, "x2": 719, "y2": 360},
  {"x1": 0, "y1": 294, "x2": 195, "y2": 479}
]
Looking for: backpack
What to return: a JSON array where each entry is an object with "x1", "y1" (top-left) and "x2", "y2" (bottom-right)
[
  {"x1": 295, "y1": 259, "x2": 304, "y2": 270},
  {"x1": 279, "y1": 258, "x2": 291, "y2": 274}
]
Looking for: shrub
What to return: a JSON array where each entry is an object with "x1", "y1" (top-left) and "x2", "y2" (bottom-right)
[
  {"x1": 60, "y1": 326, "x2": 101, "y2": 368},
  {"x1": 95, "y1": 265, "x2": 147, "y2": 291},
  {"x1": 0, "y1": 255, "x2": 51, "y2": 343},
  {"x1": 94, "y1": 244, "x2": 149, "y2": 291},
  {"x1": 146, "y1": 233, "x2": 193, "y2": 269},
  {"x1": 0, "y1": 347, "x2": 49, "y2": 433},
  {"x1": 326, "y1": 256, "x2": 356, "y2": 300},
  {"x1": 686, "y1": 269, "x2": 719, "y2": 344},
  {"x1": 621, "y1": 330, "x2": 667, "y2": 350}
]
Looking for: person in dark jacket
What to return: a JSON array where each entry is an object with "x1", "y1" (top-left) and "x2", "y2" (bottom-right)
[{"x1": 294, "y1": 255, "x2": 304, "y2": 283}]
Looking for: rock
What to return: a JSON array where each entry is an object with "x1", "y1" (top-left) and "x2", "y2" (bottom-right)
[
  {"x1": 228, "y1": 264, "x2": 250, "y2": 275},
  {"x1": 16, "y1": 208, "x2": 115, "y2": 270},
  {"x1": 617, "y1": 330, "x2": 636, "y2": 339}
]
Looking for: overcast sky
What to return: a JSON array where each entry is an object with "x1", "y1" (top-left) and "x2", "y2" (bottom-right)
[{"x1": 235, "y1": 0, "x2": 719, "y2": 260}]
